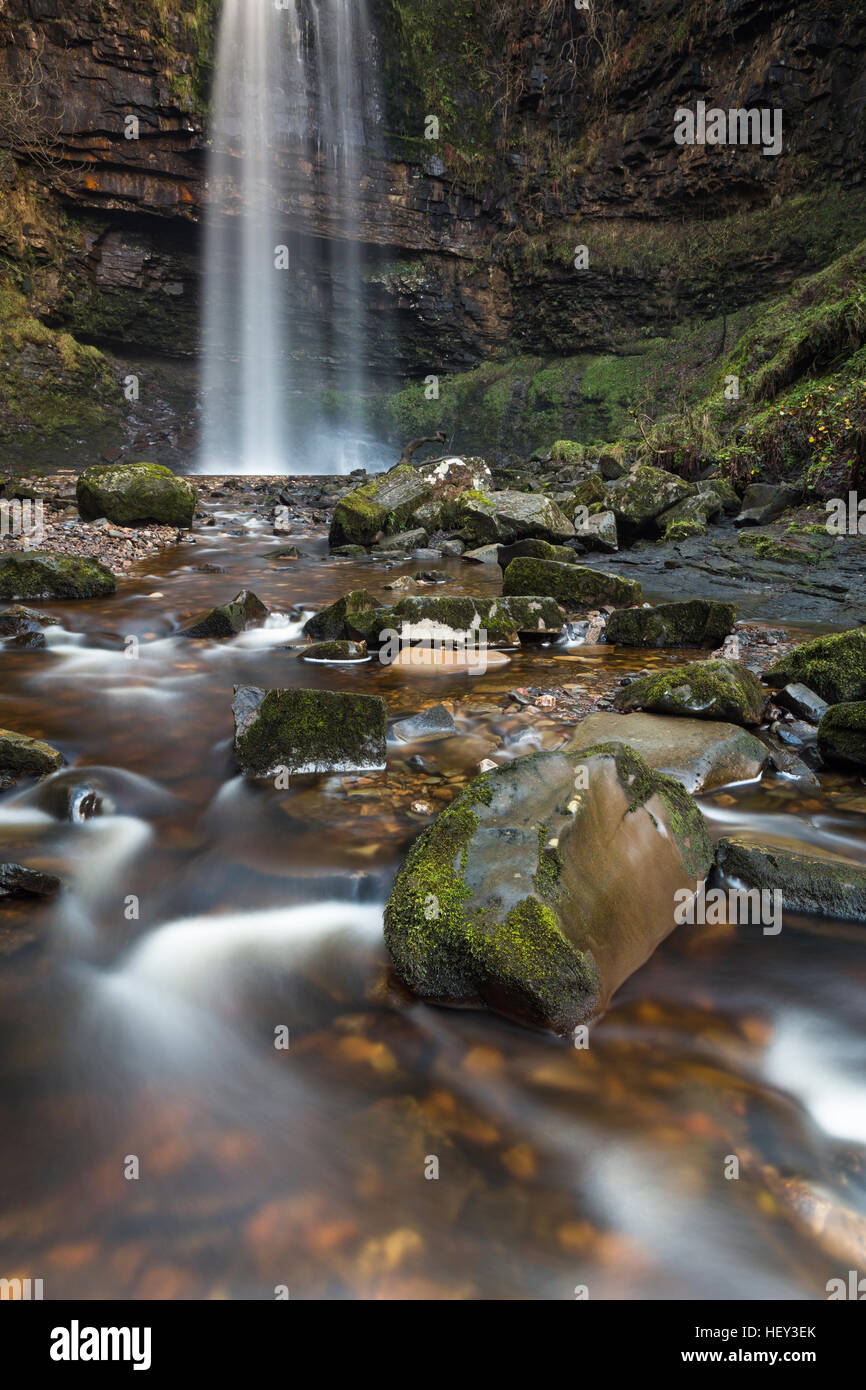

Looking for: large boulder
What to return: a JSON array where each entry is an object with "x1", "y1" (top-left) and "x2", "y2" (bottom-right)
[
  {"x1": 496, "y1": 539, "x2": 580, "y2": 569},
  {"x1": 0, "y1": 728, "x2": 65, "y2": 781},
  {"x1": 417, "y1": 455, "x2": 493, "y2": 501},
  {"x1": 734, "y1": 483, "x2": 799, "y2": 528},
  {"x1": 764, "y1": 629, "x2": 866, "y2": 705},
  {"x1": 657, "y1": 492, "x2": 719, "y2": 540},
  {"x1": 503, "y1": 557, "x2": 641, "y2": 609},
  {"x1": 606, "y1": 600, "x2": 737, "y2": 648},
  {"x1": 329, "y1": 464, "x2": 433, "y2": 547},
  {"x1": 388, "y1": 595, "x2": 564, "y2": 645},
  {"x1": 715, "y1": 838, "x2": 866, "y2": 922},
  {"x1": 817, "y1": 701, "x2": 866, "y2": 769},
  {"x1": 0, "y1": 551, "x2": 116, "y2": 600},
  {"x1": 180, "y1": 590, "x2": 268, "y2": 639},
  {"x1": 454, "y1": 491, "x2": 574, "y2": 546},
  {"x1": 607, "y1": 465, "x2": 696, "y2": 543},
  {"x1": 77, "y1": 462, "x2": 196, "y2": 527},
  {"x1": 568, "y1": 712, "x2": 768, "y2": 793},
  {"x1": 574, "y1": 509, "x2": 618, "y2": 552},
  {"x1": 384, "y1": 743, "x2": 714, "y2": 1034},
  {"x1": 232, "y1": 686, "x2": 387, "y2": 776},
  {"x1": 614, "y1": 659, "x2": 766, "y2": 725}
]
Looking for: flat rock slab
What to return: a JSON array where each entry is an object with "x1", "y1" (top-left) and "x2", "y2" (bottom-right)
[
  {"x1": 568, "y1": 712, "x2": 768, "y2": 792},
  {"x1": 715, "y1": 838, "x2": 866, "y2": 921}
]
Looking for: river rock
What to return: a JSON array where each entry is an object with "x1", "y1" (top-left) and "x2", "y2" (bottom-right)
[
  {"x1": 715, "y1": 838, "x2": 866, "y2": 921},
  {"x1": 0, "y1": 863, "x2": 62, "y2": 898},
  {"x1": 607, "y1": 465, "x2": 696, "y2": 543},
  {"x1": 389, "y1": 594, "x2": 563, "y2": 645},
  {"x1": 606, "y1": 599, "x2": 737, "y2": 648},
  {"x1": 657, "y1": 492, "x2": 719, "y2": 540},
  {"x1": 775, "y1": 683, "x2": 828, "y2": 723},
  {"x1": 302, "y1": 588, "x2": 380, "y2": 641},
  {"x1": 0, "y1": 605, "x2": 60, "y2": 638},
  {"x1": 181, "y1": 589, "x2": 268, "y2": 639},
  {"x1": 232, "y1": 686, "x2": 388, "y2": 776},
  {"x1": 614, "y1": 659, "x2": 766, "y2": 725},
  {"x1": 698, "y1": 477, "x2": 740, "y2": 515},
  {"x1": 764, "y1": 629, "x2": 866, "y2": 705},
  {"x1": 734, "y1": 483, "x2": 799, "y2": 528},
  {"x1": 372, "y1": 528, "x2": 428, "y2": 553},
  {"x1": 573, "y1": 509, "x2": 618, "y2": 552},
  {"x1": 503, "y1": 557, "x2": 641, "y2": 609},
  {"x1": 455, "y1": 491, "x2": 574, "y2": 546},
  {"x1": 0, "y1": 551, "x2": 116, "y2": 600},
  {"x1": 462, "y1": 544, "x2": 502, "y2": 564},
  {"x1": 329, "y1": 464, "x2": 433, "y2": 546},
  {"x1": 568, "y1": 712, "x2": 768, "y2": 792},
  {"x1": 0, "y1": 729, "x2": 65, "y2": 780},
  {"x1": 497, "y1": 538, "x2": 581, "y2": 569},
  {"x1": 817, "y1": 701, "x2": 866, "y2": 769},
  {"x1": 384, "y1": 743, "x2": 714, "y2": 1034},
  {"x1": 392, "y1": 704, "x2": 458, "y2": 742},
  {"x1": 297, "y1": 640, "x2": 368, "y2": 662},
  {"x1": 77, "y1": 461, "x2": 196, "y2": 527}
]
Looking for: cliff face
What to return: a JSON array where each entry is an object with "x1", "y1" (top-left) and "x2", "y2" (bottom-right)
[{"x1": 1, "y1": 0, "x2": 866, "y2": 459}]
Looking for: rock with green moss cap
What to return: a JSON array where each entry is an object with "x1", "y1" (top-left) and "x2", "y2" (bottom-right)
[
  {"x1": 657, "y1": 492, "x2": 719, "y2": 539},
  {"x1": 181, "y1": 590, "x2": 268, "y2": 639},
  {"x1": 817, "y1": 701, "x2": 866, "y2": 769},
  {"x1": 503, "y1": 557, "x2": 641, "y2": 609},
  {"x1": 77, "y1": 461, "x2": 196, "y2": 527},
  {"x1": 232, "y1": 686, "x2": 387, "y2": 776},
  {"x1": 0, "y1": 728, "x2": 65, "y2": 781},
  {"x1": 607, "y1": 465, "x2": 696, "y2": 543},
  {"x1": 715, "y1": 838, "x2": 866, "y2": 921},
  {"x1": 698, "y1": 477, "x2": 740, "y2": 515},
  {"x1": 329, "y1": 464, "x2": 433, "y2": 547},
  {"x1": 614, "y1": 659, "x2": 765, "y2": 725},
  {"x1": 764, "y1": 629, "x2": 866, "y2": 705},
  {"x1": 0, "y1": 551, "x2": 116, "y2": 600},
  {"x1": 606, "y1": 600, "x2": 737, "y2": 649},
  {"x1": 569, "y1": 474, "x2": 607, "y2": 511},
  {"x1": 384, "y1": 743, "x2": 714, "y2": 1035},
  {"x1": 302, "y1": 589, "x2": 380, "y2": 641},
  {"x1": 496, "y1": 538, "x2": 580, "y2": 569},
  {"x1": 297, "y1": 639, "x2": 368, "y2": 662},
  {"x1": 389, "y1": 594, "x2": 563, "y2": 645},
  {"x1": 454, "y1": 490, "x2": 574, "y2": 546}
]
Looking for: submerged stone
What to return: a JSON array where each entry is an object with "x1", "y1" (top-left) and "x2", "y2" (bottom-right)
[
  {"x1": 502, "y1": 557, "x2": 641, "y2": 609},
  {"x1": 715, "y1": 838, "x2": 866, "y2": 922},
  {"x1": 614, "y1": 659, "x2": 766, "y2": 725},
  {"x1": 606, "y1": 599, "x2": 737, "y2": 648},
  {"x1": 384, "y1": 744, "x2": 714, "y2": 1035},
  {"x1": 392, "y1": 704, "x2": 458, "y2": 742},
  {"x1": 77, "y1": 461, "x2": 196, "y2": 528},
  {"x1": 764, "y1": 628, "x2": 866, "y2": 705},
  {"x1": 232, "y1": 685, "x2": 387, "y2": 776},
  {"x1": 0, "y1": 551, "x2": 116, "y2": 600}
]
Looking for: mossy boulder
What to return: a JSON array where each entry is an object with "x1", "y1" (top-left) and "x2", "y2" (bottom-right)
[
  {"x1": 390, "y1": 595, "x2": 563, "y2": 644},
  {"x1": 232, "y1": 686, "x2": 387, "y2": 776},
  {"x1": 77, "y1": 461, "x2": 196, "y2": 527},
  {"x1": 0, "y1": 551, "x2": 116, "y2": 599},
  {"x1": 502, "y1": 557, "x2": 641, "y2": 610},
  {"x1": 454, "y1": 490, "x2": 574, "y2": 546},
  {"x1": 698, "y1": 477, "x2": 740, "y2": 515},
  {"x1": 606, "y1": 600, "x2": 737, "y2": 649},
  {"x1": 496, "y1": 538, "x2": 579, "y2": 569},
  {"x1": 715, "y1": 838, "x2": 866, "y2": 922},
  {"x1": 764, "y1": 629, "x2": 866, "y2": 705},
  {"x1": 614, "y1": 659, "x2": 766, "y2": 725},
  {"x1": 607, "y1": 465, "x2": 696, "y2": 543},
  {"x1": 0, "y1": 728, "x2": 65, "y2": 780},
  {"x1": 657, "y1": 492, "x2": 718, "y2": 540},
  {"x1": 570, "y1": 474, "x2": 607, "y2": 511},
  {"x1": 817, "y1": 701, "x2": 866, "y2": 769},
  {"x1": 181, "y1": 590, "x2": 268, "y2": 639},
  {"x1": 329, "y1": 464, "x2": 433, "y2": 546},
  {"x1": 372, "y1": 527, "x2": 428, "y2": 553},
  {"x1": 384, "y1": 743, "x2": 714, "y2": 1035},
  {"x1": 302, "y1": 589, "x2": 380, "y2": 641},
  {"x1": 734, "y1": 483, "x2": 799, "y2": 528}
]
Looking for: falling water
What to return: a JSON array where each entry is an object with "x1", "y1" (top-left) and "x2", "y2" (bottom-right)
[{"x1": 201, "y1": 0, "x2": 385, "y2": 475}]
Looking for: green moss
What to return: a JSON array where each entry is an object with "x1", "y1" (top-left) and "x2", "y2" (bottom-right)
[
  {"x1": 77, "y1": 462, "x2": 196, "y2": 528},
  {"x1": 817, "y1": 701, "x2": 866, "y2": 769},
  {"x1": 764, "y1": 628, "x2": 866, "y2": 704},
  {"x1": 0, "y1": 551, "x2": 117, "y2": 599},
  {"x1": 502, "y1": 557, "x2": 641, "y2": 609},
  {"x1": 233, "y1": 687, "x2": 387, "y2": 777},
  {"x1": 614, "y1": 659, "x2": 766, "y2": 726}
]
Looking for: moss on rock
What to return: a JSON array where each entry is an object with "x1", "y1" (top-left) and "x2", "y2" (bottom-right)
[
  {"x1": 0, "y1": 551, "x2": 116, "y2": 600},
  {"x1": 77, "y1": 462, "x2": 196, "y2": 528},
  {"x1": 764, "y1": 629, "x2": 866, "y2": 704},
  {"x1": 716, "y1": 837, "x2": 866, "y2": 921},
  {"x1": 606, "y1": 600, "x2": 737, "y2": 649},
  {"x1": 0, "y1": 728, "x2": 65, "y2": 780},
  {"x1": 614, "y1": 659, "x2": 766, "y2": 725},
  {"x1": 502, "y1": 557, "x2": 641, "y2": 610},
  {"x1": 817, "y1": 700, "x2": 866, "y2": 769},
  {"x1": 232, "y1": 685, "x2": 387, "y2": 776}
]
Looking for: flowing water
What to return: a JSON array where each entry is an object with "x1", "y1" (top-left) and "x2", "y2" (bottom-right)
[
  {"x1": 2, "y1": 506, "x2": 866, "y2": 1299},
  {"x1": 201, "y1": 0, "x2": 384, "y2": 475}
]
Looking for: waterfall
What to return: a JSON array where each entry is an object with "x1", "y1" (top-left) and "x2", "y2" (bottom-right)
[{"x1": 200, "y1": 0, "x2": 384, "y2": 476}]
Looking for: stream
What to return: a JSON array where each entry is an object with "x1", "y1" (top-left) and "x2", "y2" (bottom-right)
[{"x1": 1, "y1": 502, "x2": 865, "y2": 1300}]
